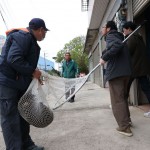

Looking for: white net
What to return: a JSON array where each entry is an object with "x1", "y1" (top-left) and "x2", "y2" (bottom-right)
[
  {"x1": 18, "y1": 71, "x2": 88, "y2": 128},
  {"x1": 18, "y1": 78, "x2": 54, "y2": 128},
  {"x1": 18, "y1": 64, "x2": 100, "y2": 128},
  {"x1": 41, "y1": 71, "x2": 88, "y2": 109}
]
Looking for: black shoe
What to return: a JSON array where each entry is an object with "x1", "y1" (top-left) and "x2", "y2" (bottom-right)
[{"x1": 25, "y1": 145, "x2": 44, "y2": 150}]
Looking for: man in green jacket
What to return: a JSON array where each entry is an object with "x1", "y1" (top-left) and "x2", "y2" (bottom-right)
[{"x1": 62, "y1": 52, "x2": 78, "y2": 102}]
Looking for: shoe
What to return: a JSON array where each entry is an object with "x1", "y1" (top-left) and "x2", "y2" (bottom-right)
[
  {"x1": 144, "y1": 111, "x2": 150, "y2": 118},
  {"x1": 116, "y1": 127, "x2": 133, "y2": 137},
  {"x1": 25, "y1": 145, "x2": 44, "y2": 150}
]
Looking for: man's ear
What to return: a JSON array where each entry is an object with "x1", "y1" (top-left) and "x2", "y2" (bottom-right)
[{"x1": 129, "y1": 28, "x2": 132, "y2": 32}]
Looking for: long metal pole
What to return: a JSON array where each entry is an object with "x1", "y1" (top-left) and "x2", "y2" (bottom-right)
[{"x1": 52, "y1": 20, "x2": 148, "y2": 110}]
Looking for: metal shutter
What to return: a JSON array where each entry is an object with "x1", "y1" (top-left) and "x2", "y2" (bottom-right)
[{"x1": 133, "y1": 0, "x2": 150, "y2": 16}]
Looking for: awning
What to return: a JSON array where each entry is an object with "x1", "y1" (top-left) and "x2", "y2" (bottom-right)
[{"x1": 84, "y1": 28, "x2": 99, "y2": 54}]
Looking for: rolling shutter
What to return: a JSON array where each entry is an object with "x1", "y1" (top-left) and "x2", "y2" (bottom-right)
[{"x1": 133, "y1": 0, "x2": 150, "y2": 16}]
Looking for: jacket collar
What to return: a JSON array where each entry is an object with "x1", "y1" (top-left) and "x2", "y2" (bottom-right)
[{"x1": 5, "y1": 28, "x2": 29, "y2": 36}]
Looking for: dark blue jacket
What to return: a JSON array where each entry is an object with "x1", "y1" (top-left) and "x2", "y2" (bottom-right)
[
  {"x1": 0, "y1": 28, "x2": 40, "y2": 91},
  {"x1": 101, "y1": 30, "x2": 131, "y2": 81}
]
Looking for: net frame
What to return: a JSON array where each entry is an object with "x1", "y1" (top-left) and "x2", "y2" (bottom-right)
[{"x1": 40, "y1": 64, "x2": 100, "y2": 110}]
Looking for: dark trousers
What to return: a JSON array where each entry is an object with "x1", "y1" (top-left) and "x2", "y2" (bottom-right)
[
  {"x1": 127, "y1": 76, "x2": 150, "y2": 103},
  {"x1": 65, "y1": 87, "x2": 75, "y2": 100},
  {"x1": 109, "y1": 77, "x2": 131, "y2": 130},
  {"x1": 0, "y1": 85, "x2": 34, "y2": 150}
]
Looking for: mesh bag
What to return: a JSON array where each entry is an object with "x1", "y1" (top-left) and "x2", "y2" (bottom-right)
[
  {"x1": 18, "y1": 70, "x2": 90, "y2": 128},
  {"x1": 18, "y1": 79, "x2": 54, "y2": 128},
  {"x1": 18, "y1": 64, "x2": 100, "y2": 128}
]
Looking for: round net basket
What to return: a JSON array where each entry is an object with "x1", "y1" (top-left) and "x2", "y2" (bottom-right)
[{"x1": 18, "y1": 81, "x2": 54, "y2": 128}]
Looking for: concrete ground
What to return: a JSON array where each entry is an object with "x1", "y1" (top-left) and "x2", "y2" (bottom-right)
[{"x1": 0, "y1": 82, "x2": 150, "y2": 150}]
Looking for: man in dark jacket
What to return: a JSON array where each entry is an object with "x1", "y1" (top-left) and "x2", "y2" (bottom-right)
[
  {"x1": 0, "y1": 18, "x2": 48, "y2": 150},
  {"x1": 123, "y1": 21, "x2": 150, "y2": 118},
  {"x1": 62, "y1": 52, "x2": 78, "y2": 102},
  {"x1": 100, "y1": 21, "x2": 132, "y2": 136}
]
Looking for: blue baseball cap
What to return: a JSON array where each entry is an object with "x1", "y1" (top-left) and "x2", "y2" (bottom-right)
[{"x1": 29, "y1": 18, "x2": 49, "y2": 31}]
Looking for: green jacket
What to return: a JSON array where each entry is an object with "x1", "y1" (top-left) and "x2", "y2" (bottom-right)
[{"x1": 62, "y1": 59, "x2": 78, "y2": 78}]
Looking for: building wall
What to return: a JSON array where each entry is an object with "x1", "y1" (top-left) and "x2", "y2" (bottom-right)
[
  {"x1": 99, "y1": 0, "x2": 120, "y2": 31},
  {"x1": 86, "y1": 0, "x2": 150, "y2": 105},
  {"x1": 87, "y1": 0, "x2": 95, "y2": 25}
]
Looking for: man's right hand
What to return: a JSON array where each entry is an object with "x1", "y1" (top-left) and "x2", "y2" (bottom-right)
[
  {"x1": 32, "y1": 69, "x2": 41, "y2": 79},
  {"x1": 99, "y1": 58, "x2": 106, "y2": 65}
]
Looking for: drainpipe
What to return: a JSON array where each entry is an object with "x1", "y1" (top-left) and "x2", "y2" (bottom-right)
[{"x1": 99, "y1": 36, "x2": 105, "y2": 88}]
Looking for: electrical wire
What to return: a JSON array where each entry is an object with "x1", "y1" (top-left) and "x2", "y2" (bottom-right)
[{"x1": 0, "y1": 3, "x2": 8, "y2": 29}]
